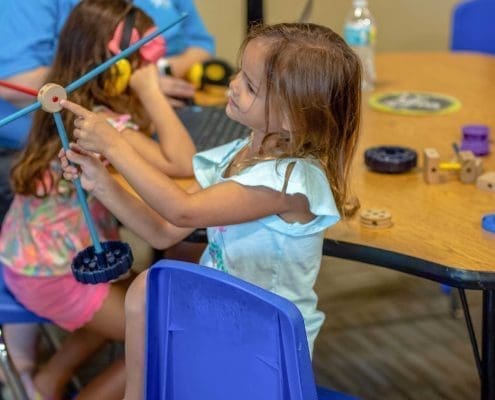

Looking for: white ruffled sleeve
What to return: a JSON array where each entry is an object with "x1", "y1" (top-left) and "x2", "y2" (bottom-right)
[
  {"x1": 229, "y1": 159, "x2": 340, "y2": 236},
  {"x1": 193, "y1": 144, "x2": 340, "y2": 235},
  {"x1": 193, "y1": 139, "x2": 248, "y2": 188}
]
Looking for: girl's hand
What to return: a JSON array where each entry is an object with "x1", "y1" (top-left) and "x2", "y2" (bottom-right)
[
  {"x1": 60, "y1": 99, "x2": 120, "y2": 155},
  {"x1": 130, "y1": 63, "x2": 195, "y2": 106},
  {"x1": 130, "y1": 63, "x2": 161, "y2": 98},
  {"x1": 158, "y1": 75, "x2": 195, "y2": 107},
  {"x1": 58, "y1": 144, "x2": 107, "y2": 193}
]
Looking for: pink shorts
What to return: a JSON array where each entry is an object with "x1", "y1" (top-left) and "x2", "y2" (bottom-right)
[{"x1": 3, "y1": 268, "x2": 110, "y2": 331}]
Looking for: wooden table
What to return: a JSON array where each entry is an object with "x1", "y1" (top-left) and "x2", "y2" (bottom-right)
[{"x1": 323, "y1": 52, "x2": 495, "y2": 400}]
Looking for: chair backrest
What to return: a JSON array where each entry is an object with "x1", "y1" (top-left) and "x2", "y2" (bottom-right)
[
  {"x1": 145, "y1": 259, "x2": 318, "y2": 400},
  {"x1": 451, "y1": 0, "x2": 495, "y2": 54}
]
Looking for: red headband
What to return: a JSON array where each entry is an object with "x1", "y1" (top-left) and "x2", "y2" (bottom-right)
[{"x1": 108, "y1": 21, "x2": 166, "y2": 63}]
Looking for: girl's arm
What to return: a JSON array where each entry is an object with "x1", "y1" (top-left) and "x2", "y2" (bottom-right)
[
  {"x1": 59, "y1": 146, "x2": 196, "y2": 249},
  {"x1": 167, "y1": 47, "x2": 211, "y2": 78},
  {"x1": 62, "y1": 100, "x2": 313, "y2": 229},
  {"x1": 129, "y1": 64, "x2": 196, "y2": 177},
  {"x1": 120, "y1": 128, "x2": 192, "y2": 177}
]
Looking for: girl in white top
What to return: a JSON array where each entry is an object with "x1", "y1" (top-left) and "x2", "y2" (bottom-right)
[{"x1": 60, "y1": 22, "x2": 362, "y2": 399}]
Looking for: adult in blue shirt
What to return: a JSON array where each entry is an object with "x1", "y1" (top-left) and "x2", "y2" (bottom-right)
[{"x1": 0, "y1": 0, "x2": 215, "y2": 221}]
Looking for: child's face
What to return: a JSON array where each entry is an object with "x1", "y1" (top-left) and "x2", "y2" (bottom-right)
[{"x1": 226, "y1": 39, "x2": 284, "y2": 134}]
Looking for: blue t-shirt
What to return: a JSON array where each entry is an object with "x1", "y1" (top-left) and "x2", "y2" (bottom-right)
[
  {"x1": 193, "y1": 138, "x2": 340, "y2": 354},
  {"x1": 0, "y1": 0, "x2": 215, "y2": 148}
]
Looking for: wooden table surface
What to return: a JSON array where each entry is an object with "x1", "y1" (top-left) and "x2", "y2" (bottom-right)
[{"x1": 325, "y1": 52, "x2": 495, "y2": 278}]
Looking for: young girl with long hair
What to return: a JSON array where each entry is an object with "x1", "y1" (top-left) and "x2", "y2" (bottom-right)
[
  {"x1": 0, "y1": 0, "x2": 195, "y2": 398},
  {"x1": 61, "y1": 22, "x2": 361, "y2": 399}
]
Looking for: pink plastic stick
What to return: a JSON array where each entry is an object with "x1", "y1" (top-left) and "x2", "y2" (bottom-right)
[{"x1": 0, "y1": 80, "x2": 38, "y2": 96}]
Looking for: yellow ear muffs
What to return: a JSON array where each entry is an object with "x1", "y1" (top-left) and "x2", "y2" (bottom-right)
[
  {"x1": 185, "y1": 62, "x2": 203, "y2": 90},
  {"x1": 105, "y1": 59, "x2": 132, "y2": 96},
  {"x1": 204, "y1": 63, "x2": 227, "y2": 83},
  {"x1": 185, "y1": 59, "x2": 234, "y2": 90}
]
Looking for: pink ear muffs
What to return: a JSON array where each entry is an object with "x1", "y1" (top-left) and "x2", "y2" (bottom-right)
[
  {"x1": 108, "y1": 22, "x2": 166, "y2": 64},
  {"x1": 140, "y1": 28, "x2": 166, "y2": 63}
]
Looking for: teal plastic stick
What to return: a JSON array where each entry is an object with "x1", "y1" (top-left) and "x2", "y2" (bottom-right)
[
  {"x1": 54, "y1": 112, "x2": 103, "y2": 254},
  {"x1": 0, "y1": 13, "x2": 187, "y2": 129},
  {"x1": 65, "y1": 13, "x2": 187, "y2": 93},
  {"x1": 0, "y1": 101, "x2": 40, "y2": 128}
]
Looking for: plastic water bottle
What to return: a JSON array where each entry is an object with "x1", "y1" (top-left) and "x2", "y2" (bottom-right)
[{"x1": 344, "y1": 0, "x2": 377, "y2": 91}]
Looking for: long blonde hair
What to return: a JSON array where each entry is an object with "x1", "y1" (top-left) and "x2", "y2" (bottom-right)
[
  {"x1": 240, "y1": 23, "x2": 361, "y2": 216},
  {"x1": 11, "y1": 0, "x2": 154, "y2": 196}
]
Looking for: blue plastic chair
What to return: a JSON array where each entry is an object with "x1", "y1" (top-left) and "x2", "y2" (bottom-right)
[
  {"x1": 145, "y1": 259, "x2": 357, "y2": 400},
  {"x1": 0, "y1": 265, "x2": 49, "y2": 400},
  {"x1": 451, "y1": 0, "x2": 495, "y2": 54}
]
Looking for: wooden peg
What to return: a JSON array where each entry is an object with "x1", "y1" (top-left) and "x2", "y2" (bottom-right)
[
  {"x1": 423, "y1": 148, "x2": 441, "y2": 183},
  {"x1": 458, "y1": 150, "x2": 483, "y2": 183},
  {"x1": 343, "y1": 196, "x2": 361, "y2": 218},
  {"x1": 476, "y1": 172, "x2": 495, "y2": 192}
]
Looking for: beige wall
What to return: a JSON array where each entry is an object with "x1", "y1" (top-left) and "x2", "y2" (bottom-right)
[{"x1": 196, "y1": 0, "x2": 461, "y2": 65}]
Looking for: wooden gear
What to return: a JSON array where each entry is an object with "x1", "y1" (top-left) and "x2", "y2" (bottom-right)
[
  {"x1": 37, "y1": 83, "x2": 67, "y2": 113},
  {"x1": 360, "y1": 208, "x2": 393, "y2": 228}
]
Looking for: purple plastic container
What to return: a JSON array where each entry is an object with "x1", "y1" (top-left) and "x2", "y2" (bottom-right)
[{"x1": 460, "y1": 124, "x2": 490, "y2": 156}]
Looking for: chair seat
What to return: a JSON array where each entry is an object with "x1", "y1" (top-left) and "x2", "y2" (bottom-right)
[
  {"x1": 0, "y1": 268, "x2": 47, "y2": 324},
  {"x1": 317, "y1": 385, "x2": 358, "y2": 400}
]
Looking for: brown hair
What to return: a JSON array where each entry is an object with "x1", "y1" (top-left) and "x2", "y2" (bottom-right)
[
  {"x1": 240, "y1": 23, "x2": 361, "y2": 216},
  {"x1": 11, "y1": 0, "x2": 154, "y2": 196}
]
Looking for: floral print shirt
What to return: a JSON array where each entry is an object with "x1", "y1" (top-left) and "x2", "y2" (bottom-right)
[{"x1": 0, "y1": 112, "x2": 134, "y2": 276}]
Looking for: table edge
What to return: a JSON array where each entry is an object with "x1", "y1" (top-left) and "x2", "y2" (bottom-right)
[{"x1": 323, "y1": 239, "x2": 495, "y2": 290}]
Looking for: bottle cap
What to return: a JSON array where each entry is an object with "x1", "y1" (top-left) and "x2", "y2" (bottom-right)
[{"x1": 353, "y1": 0, "x2": 368, "y2": 6}]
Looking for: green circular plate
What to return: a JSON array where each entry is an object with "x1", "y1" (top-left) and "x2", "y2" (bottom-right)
[{"x1": 369, "y1": 91, "x2": 461, "y2": 116}]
